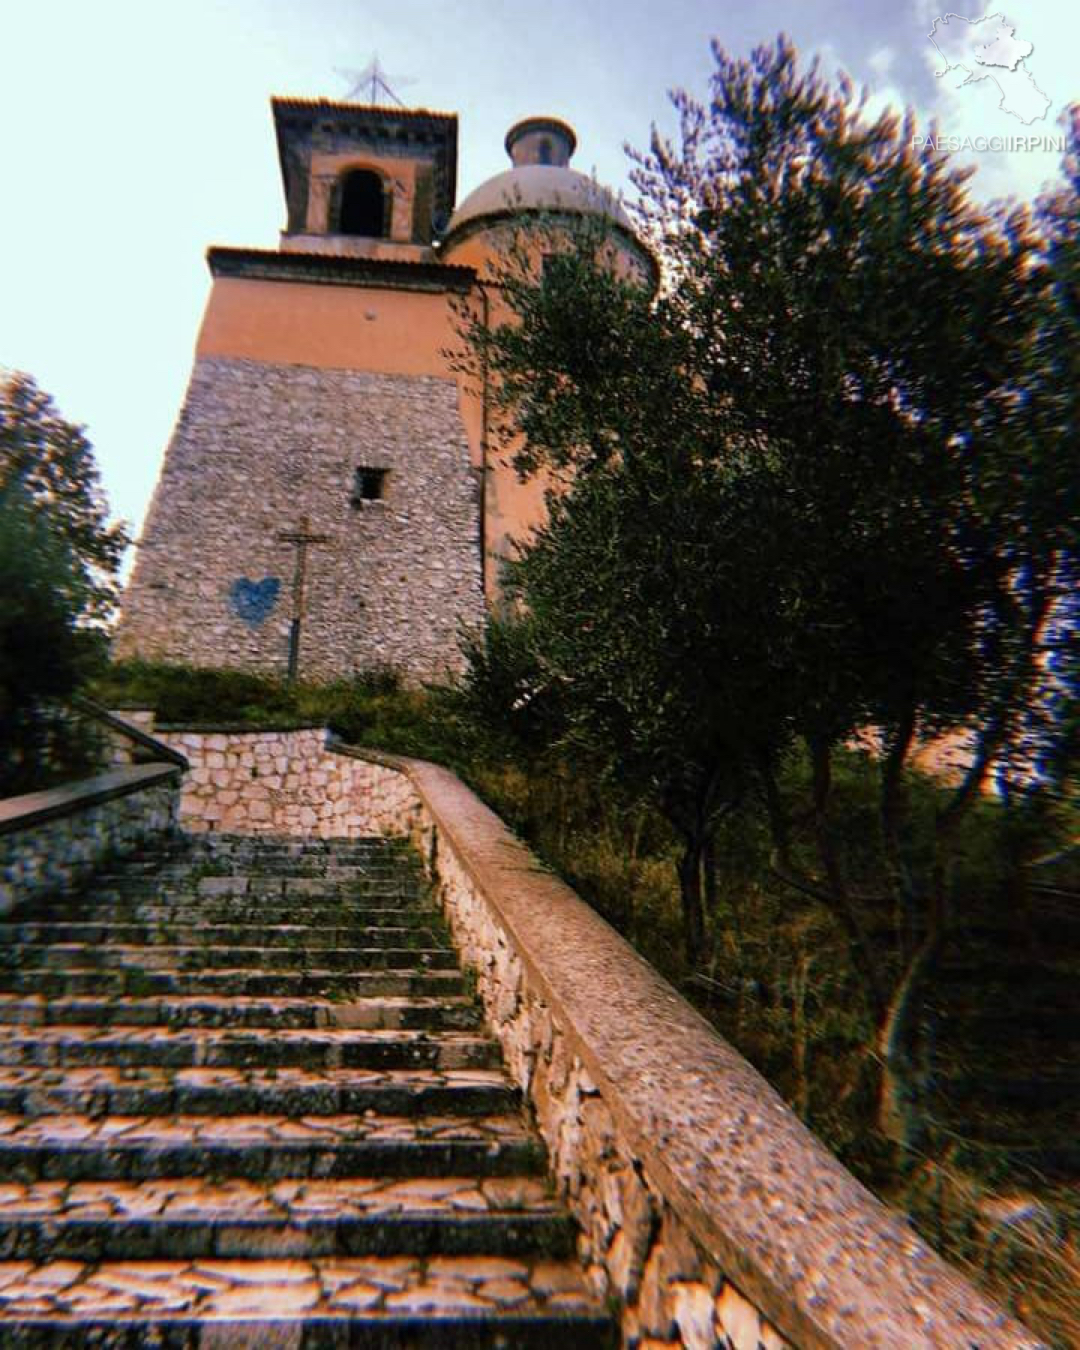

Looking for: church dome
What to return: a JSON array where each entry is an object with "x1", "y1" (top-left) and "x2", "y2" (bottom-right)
[{"x1": 443, "y1": 116, "x2": 634, "y2": 242}]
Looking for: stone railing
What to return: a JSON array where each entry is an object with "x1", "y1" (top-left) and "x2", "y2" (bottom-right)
[
  {"x1": 0, "y1": 762, "x2": 183, "y2": 915},
  {"x1": 78, "y1": 698, "x2": 189, "y2": 772},
  {"x1": 154, "y1": 723, "x2": 1039, "y2": 1349}
]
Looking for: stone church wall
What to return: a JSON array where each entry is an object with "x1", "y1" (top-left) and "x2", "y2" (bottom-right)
[{"x1": 116, "y1": 356, "x2": 483, "y2": 683}]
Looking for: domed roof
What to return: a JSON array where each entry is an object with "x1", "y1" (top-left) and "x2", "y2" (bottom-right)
[
  {"x1": 446, "y1": 163, "x2": 634, "y2": 238},
  {"x1": 443, "y1": 116, "x2": 634, "y2": 243}
]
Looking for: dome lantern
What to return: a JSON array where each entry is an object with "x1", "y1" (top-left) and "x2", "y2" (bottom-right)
[{"x1": 504, "y1": 116, "x2": 577, "y2": 168}]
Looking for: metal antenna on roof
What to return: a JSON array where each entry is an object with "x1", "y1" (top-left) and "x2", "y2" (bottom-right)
[{"x1": 334, "y1": 56, "x2": 415, "y2": 106}]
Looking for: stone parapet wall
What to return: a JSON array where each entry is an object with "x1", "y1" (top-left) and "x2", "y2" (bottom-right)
[
  {"x1": 0, "y1": 765, "x2": 182, "y2": 915},
  {"x1": 373, "y1": 758, "x2": 1038, "y2": 1350},
  {"x1": 115, "y1": 356, "x2": 483, "y2": 683},
  {"x1": 70, "y1": 702, "x2": 190, "y2": 774},
  {"x1": 97, "y1": 709, "x2": 164, "y2": 769},
  {"x1": 160, "y1": 727, "x2": 417, "y2": 838},
  {"x1": 162, "y1": 726, "x2": 1038, "y2": 1349}
]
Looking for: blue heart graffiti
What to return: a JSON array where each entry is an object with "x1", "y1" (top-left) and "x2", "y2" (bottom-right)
[{"x1": 230, "y1": 577, "x2": 281, "y2": 628}]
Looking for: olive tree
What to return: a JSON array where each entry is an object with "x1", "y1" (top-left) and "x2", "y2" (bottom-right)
[{"x1": 458, "y1": 43, "x2": 1077, "y2": 1149}]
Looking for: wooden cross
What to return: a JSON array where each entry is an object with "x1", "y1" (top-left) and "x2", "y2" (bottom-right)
[{"x1": 277, "y1": 516, "x2": 331, "y2": 681}]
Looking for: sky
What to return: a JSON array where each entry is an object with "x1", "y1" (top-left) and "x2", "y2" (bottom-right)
[{"x1": 1, "y1": 0, "x2": 1077, "y2": 552}]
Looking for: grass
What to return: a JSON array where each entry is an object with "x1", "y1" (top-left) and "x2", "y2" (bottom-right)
[
  {"x1": 91, "y1": 659, "x2": 474, "y2": 768},
  {"x1": 895, "y1": 1159, "x2": 1080, "y2": 1348}
]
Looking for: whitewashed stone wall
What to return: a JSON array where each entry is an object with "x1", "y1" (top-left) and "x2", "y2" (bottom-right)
[
  {"x1": 0, "y1": 767, "x2": 181, "y2": 915},
  {"x1": 116, "y1": 356, "x2": 484, "y2": 683},
  {"x1": 160, "y1": 727, "x2": 1037, "y2": 1349},
  {"x1": 162, "y1": 727, "x2": 418, "y2": 838}
]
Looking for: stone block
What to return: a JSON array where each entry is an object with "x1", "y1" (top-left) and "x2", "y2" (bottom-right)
[{"x1": 671, "y1": 1283, "x2": 717, "y2": 1350}]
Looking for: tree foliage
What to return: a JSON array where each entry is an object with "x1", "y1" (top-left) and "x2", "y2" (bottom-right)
[
  {"x1": 0, "y1": 486, "x2": 105, "y2": 793},
  {"x1": 0, "y1": 370, "x2": 128, "y2": 623},
  {"x1": 0, "y1": 371, "x2": 127, "y2": 792},
  {"x1": 458, "y1": 38, "x2": 1079, "y2": 1150}
]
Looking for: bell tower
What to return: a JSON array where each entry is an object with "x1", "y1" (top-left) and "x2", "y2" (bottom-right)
[
  {"x1": 116, "y1": 97, "x2": 482, "y2": 684},
  {"x1": 116, "y1": 92, "x2": 651, "y2": 683},
  {"x1": 273, "y1": 99, "x2": 458, "y2": 262}
]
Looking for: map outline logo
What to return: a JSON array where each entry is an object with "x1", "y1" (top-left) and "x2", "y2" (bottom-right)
[{"x1": 928, "y1": 10, "x2": 1051, "y2": 126}]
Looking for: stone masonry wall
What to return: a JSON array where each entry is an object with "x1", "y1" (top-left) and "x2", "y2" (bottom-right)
[
  {"x1": 161, "y1": 727, "x2": 415, "y2": 837},
  {"x1": 0, "y1": 767, "x2": 181, "y2": 916},
  {"x1": 116, "y1": 356, "x2": 483, "y2": 683},
  {"x1": 165, "y1": 727, "x2": 1038, "y2": 1349}
]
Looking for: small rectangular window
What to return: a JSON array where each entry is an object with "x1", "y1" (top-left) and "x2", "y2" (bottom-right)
[{"x1": 352, "y1": 466, "x2": 388, "y2": 506}]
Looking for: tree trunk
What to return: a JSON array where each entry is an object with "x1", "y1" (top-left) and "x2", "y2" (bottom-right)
[
  {"x1": 703, "y1": 830, "x2": 718, "y2": 916},
  {"x1": 876, "y1": 701, "x2": 1003, "y2": 1152},
  {"x1": 677, "y1": 836, "x2": 707, "y2": 968},
  {"x1": 875, "y1": 912, "x2": 944, "y2": 1152},
  {"x1": 760, "y1": 760, "x2": 793, "y2": 871},
  {"x1": 809, "y1": 738, "x2": 887, "y2": 1019},
  {"x1": 791, "y1": 955, "x2": 812, "y2": 1119},
  {"x1": 880, "y1": 709, "x2": 918, "y2": 961}
]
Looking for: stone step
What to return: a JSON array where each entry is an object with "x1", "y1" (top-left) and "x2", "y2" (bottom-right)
[
  {"x1": 0, "y1": 944, "x2": 460, "y2": 973},
  {"x1": 0, "y1": 968, "x2": 467, "y2": 999},
  {"x1": 101, "y1": 856, "x2": 413, "y2": 877},
  {"x1": 19, "y1": 903, "x2": 443, "y2": 927},
  {"x1": 192, "y1": 851, "x2": 409, "y2": 866},
  {"x1": 192, "y1": 851, "x2": 408, "y2": 864},
  {"x1": 194, "y1": 830, "x2": 398, "y2": 845},
  {"x1": 0, "y1": 923, "x2": 452, "y2": 950},
  {"x1": 183, "y1": 869, "x2": 420, "y2": 883},
  {"x1": 0, "y1": 1255, "x2": 613, "y2": 1346},
  {"x1": 0, "y1": 1027, "x2": 500, "y2": 1072},
  {"x1": 91, "y1": 872, "x2": 421, "y2": 896},
  {"x1": 0, "y1": 1176, "x2": 572, "y2": 1261},
  {"x1": 0, "y1": 994, "x2": 482, "y2": 1032},
  {"x1": 0, "y1": 1065, "x2": 517, "y2": 1118},
  {"x1": 189, "y1": 843, "x2": 410, "y2": 859},
  {"x1": 0, "y1": 1112, "x2": 545, "y2": 1181},
  {"x1": 187, "y1": 848, "x2": 410, "y2": 867},
  {"x1": 68, "y1": 881, "x2": 424, "y2": 908},
  {"x1": 202, "y1": 855, "x2": 416, "y2": 865},
  {"x1": 106, "y1": 847, "x2": 405, "y2": 862},
  {"x1": 80, "y1": 832, "x2": 394, "y2": 856},
  {"x1": 195, "y1": 832, "x2": 402, "y2": 846},
  {"x1": 198, "y1": 878, "x2": 424, "y2": 899}
]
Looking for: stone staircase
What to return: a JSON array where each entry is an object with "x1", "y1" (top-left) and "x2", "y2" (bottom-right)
[{"x1": 0, "y1": 833, "x2": 614, "y2": 1345}]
